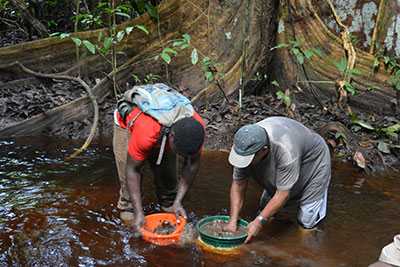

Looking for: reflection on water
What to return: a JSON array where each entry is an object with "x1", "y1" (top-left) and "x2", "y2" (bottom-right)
[{"x1": 0, "y1": 136, "x2": 399, "y2": 266}]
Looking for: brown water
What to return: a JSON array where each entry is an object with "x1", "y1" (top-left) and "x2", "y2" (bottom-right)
[{"x1": 1, "y1": 136, "x2": 399, "y2": 266}]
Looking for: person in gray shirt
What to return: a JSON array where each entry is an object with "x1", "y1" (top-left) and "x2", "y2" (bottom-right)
[{"x1": 225, "y1": 117, "x2": 331, "y2": 243}]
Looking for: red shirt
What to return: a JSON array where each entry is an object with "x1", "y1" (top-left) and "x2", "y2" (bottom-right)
[{"x1": 115, "y1": 107, "x2": 205, "y2": 161}]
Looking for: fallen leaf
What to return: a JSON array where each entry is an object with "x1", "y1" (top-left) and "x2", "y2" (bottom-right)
[{"x1": 353, "y1": 151, "x2": 366, "y2": 169}]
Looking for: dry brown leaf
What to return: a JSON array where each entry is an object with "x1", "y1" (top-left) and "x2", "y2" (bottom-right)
[
  {"x1": 327, "y1": 139, "x2": 337, "y2": 148},
  {"x1": 359, "y1": 141, "x2": 373, "y2": 148},
  {"x1": 353, "y1": 151, "x2": 366, "y2": 169}
]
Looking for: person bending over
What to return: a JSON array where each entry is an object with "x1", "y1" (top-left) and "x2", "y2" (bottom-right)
[{"x1": 225, "y1": 116, "x2": 331, "y2": 243}]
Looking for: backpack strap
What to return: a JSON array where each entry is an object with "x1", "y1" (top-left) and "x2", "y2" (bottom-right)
[
  {"x1": 127, "y1": 110, "x2": 143, "y2": 128},
  {"x1": 156, "y1": 126, "x2": 170, "y2": 165}
]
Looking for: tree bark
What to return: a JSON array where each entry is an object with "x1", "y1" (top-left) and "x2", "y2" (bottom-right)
[
  {"x1": 0, "y1": 0, "x2": 399, "y2": 138},
  {"x1": 273, "y1": 0, "x2": 398, "y2": 117},
  {"x1": 0, "y1": 0, "x2": 277, "y2": 137}
]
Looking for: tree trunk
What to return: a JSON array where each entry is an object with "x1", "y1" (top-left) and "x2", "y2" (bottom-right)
[
  {"x1": 0, "y1": 0, "x2": 399, "y2": 138},
  {"x1": 0, "y1": 0, "x2": 277, "y2": 137},
  {"x1": 273, "y1": 0, "x2": 399, "y2": 117}
]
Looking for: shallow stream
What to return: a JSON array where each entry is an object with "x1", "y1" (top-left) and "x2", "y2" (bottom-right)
[{"x1": 1, "y1": 137, "x2": 399, "y2": 266}]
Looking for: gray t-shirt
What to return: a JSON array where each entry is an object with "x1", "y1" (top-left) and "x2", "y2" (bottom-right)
[{"x1": 233, "y1": 117, "x2": 331, "y2": 205}]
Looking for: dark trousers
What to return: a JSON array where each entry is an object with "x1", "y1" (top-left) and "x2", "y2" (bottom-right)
[{"x1": 113, "y1": 124, "x2": 178, "y2": 211}]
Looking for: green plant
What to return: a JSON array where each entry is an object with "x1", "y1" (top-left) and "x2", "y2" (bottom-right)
[
  {"x1": 272, "y1": 80, "x2": 291, "y2": 108},
  {"x1": 132, "y1": 73, "x2": 160, "y2": 83},
  {"x1": 333, "y1": 58, "x2": 362, "y2": 96},
  {"x1": 271, "y1": 38, "x2": 322, "y2": 65},
  {"x1": 348, "y1": 33, "x2": 360, "y2": 47},
  {"x1": 250, "y1": 72, "x2": 262, "y2": 81},
  {"x1": 0, "y1": 0, "x2": 9, "y2": 13},
  {"x1": 350, "y1": 113, "x2": 400, "y2": 153},
  {"x1": 154, "y1": 34, "x2": 227, "y2": 82},
  {"x1": 373, "y1": 45, "x2": 400, "y2": 105},
  {"x1": 201, "y1": 53, "x2": 226, "y2": 81}
]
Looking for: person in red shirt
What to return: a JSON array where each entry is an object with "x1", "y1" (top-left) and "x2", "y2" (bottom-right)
[{"x1": 113, "y1": 91, "x2": 205, "y2": 232}]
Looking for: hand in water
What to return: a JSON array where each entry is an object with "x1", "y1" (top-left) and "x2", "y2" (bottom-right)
[
  {"x1": 133, "y1": 212, "x2": 146, "y2": 232},
  {"x1": 244, "y1": 218, "x2": 262, "y2": 243},
  {"x1": 172, "y1": 201, "x2": 187, "y2": 224},
  {"x1": 223, "y1": 220, "x2": 237, "y2": 232}
]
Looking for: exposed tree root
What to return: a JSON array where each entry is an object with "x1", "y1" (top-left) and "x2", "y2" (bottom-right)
[{"x1": 4, "y1": 61, "x2": 99, "y2": 164}]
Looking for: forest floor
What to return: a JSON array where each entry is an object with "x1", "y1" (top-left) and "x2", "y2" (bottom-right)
[{"x1": 0, "y1": 30, "x2": 399, "y2": 174}]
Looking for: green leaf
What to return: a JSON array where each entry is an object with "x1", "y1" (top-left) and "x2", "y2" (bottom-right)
[
  {"x1": 145, "y1": 3, "x2": 158, "y2": 19},
  {"x1": 172, "y1": 41, "x2": 184, "y2": 47},
  {"x1": 367, "y1": 85, "x2": 381, "y2": 91},
  {"x1": 293, "y1": 48, "x2": 304, "y2": 65},
  {"x1": 276, "y1": 91, "x2": 284, "y2": 99},
  {"x1": 336, "y1": 59, "x2": 348, "y2": 72},
  {"x1": 180, "y1": 43, "x2": 189, "y2": 50},
  {"x1": 216, "y1": 72, "x2": 227, "y2": 78},
  {"x1": 310, "y1": 48, "x2": 322, "y2": 57},
  {"x1": 386, "y1": 131, "x2": 398, "y2": 140},
  {"x1": 71, "y1": 37, "x2": 82, "y2": 46},
  {"x1": 386, "y1": 124, "x2": 400, "y2": 132},
  {"x1": 391, "y1": 98, "x2": 397, "y2": 104},
  {"x1": 135, "y1": 25, "x2": 149, "y2": 35},
  {"x1": 271, "y1": 80, "x2": 280, "y2": 87},
  {"x1": 350, "y1": 112, "x2": 358, "y2": 122},
  {"x1": 104, "y1": 37, "x2": 113, "y2": 50},
  {"x1": 284, "y1": 95, "x2": 291, "y2": 107},
  {"x1": 160, "y1": 53, "x2": 171, "y2": 64},
  {"x1": 182, "y1": 34, "x2": 191, "y2": 44},
  {"x1": 373, "y1": 60, "x2": 380, "y2": 68},
  {"x1": 271, "y1": 43, "x2": 290, "y2": 50},
  {"x1": 377, "y1": 141, "x2": 390, "y2": 154},
  {"x1": 60, "y1": 33, "x2": 71, "y2": 39},
  {"x1": 116, "y1": 31, "x2": 125, "y2": 42},
  {"x1": 191, "y1": 48, "x2": 198, "y2": 65},
  {"x1": 354, "y1": 120, "x2": 375, "y2": 130},
  {"x1": 346, "y1": 68, "x2": 362, "y2": 74},
  {"x1": 289, "y1": 40, "x2": 302, "y2": 47},
  {"x1": 205, "y1": 71, "x2": 213, "y2": 81},
  {"x1": 125, "y1": 26, "x2": 134, "y2": 35},
  {"x1": 97, "y1": 3, "x2": 108, "y2": 9},
  {"x1": 345, "y1": 82, "x2": 356, "y2": 95},
  {"x1": 390, "y1": 76, "x2": 398, "y2": 85},
  {"x1": 135, "y1": 1, "x2": 145, "y2": 13},
  {"x1": 303, "y1": 50, "x2": 313, "y2": 59},
  {"x1": 97, "y1": 31, "x2": 102, "y2": 43},
  {"x1": 116, "y1": 12, "x2": 130, "y2": 19},
  {"x1": 384, "y1": 56, "x2": 390, "y2": 64},
  {"x1": 163, "y1": 48, "x2": 178, "y2": 54},
  {"x1": 83, "y1": 40, "x2": 96, "y2": 54},
  {"x1": 335, "y1": 132, "x2": 347, "y2": 141},
  {"x1": 49, "y1": 32, "x2": 60, "y2": 37}
]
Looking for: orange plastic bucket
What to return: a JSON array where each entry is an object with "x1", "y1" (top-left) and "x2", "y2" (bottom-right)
[{"x1": 140, "y1": 213, "x2": 186, "y2": 245}]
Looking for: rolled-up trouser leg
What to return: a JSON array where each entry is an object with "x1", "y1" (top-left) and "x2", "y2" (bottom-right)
[
  {"x1": 113, "y1": 124, "x2": 133, "y2": 211},
  {"x1": 147, "y1": 148, "x2": 178, "y2": 208},
  {"x1": 297, "y1": 188, "x2": 328, "y2": 229}
]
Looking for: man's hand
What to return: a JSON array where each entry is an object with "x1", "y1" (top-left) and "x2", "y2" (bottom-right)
[
  {"x1": 172, "y1": 200, "x2": 187, "y2": 223},
  {"x1": 223, "y1": 220, "x2": 237, "y2": 233},
  {"x1": 132, "y1": 211, "x2": 146, "y2": 232},
  {"x1": 244, "y1": 218, "x2": 263, "y2": 243}
]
